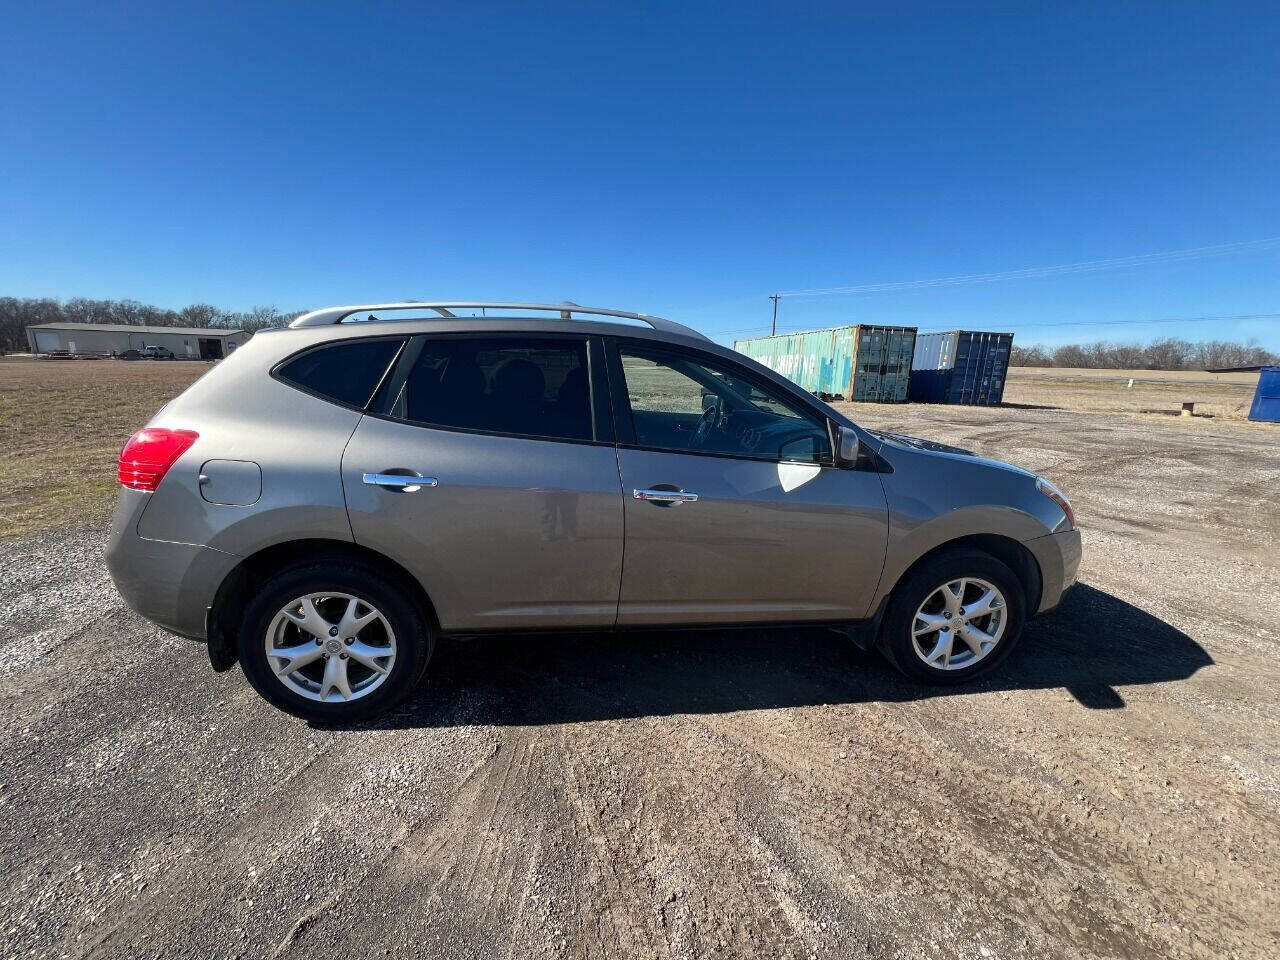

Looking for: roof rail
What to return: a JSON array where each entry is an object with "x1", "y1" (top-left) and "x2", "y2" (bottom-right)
[{"x1": 288, "y1": 301, "x2": 707, "y2": 340}]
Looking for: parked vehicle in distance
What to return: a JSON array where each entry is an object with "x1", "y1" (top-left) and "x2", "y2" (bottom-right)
[
  {"x1": 119, "y1": 349, "x2": 143, "y2": 360},
  {"x1": 142, "y1": 345, "x2": 174, "y2": 359},
  {"x1": 107, "y1": 302, "x2": 1081, "y2": 721}
]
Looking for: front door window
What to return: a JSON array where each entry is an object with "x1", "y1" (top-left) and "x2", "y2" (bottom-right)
[{"x1": 618, "y1": 345, "x2": 832, "y2": 463}]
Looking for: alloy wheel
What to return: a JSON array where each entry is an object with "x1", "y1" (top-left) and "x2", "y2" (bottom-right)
[
  {"x1": 910, "y1": 577, "x2": 1007, "y2": 671},
  {"x1": 264, "y1": 592, "x2": 397, "y2": 702}
]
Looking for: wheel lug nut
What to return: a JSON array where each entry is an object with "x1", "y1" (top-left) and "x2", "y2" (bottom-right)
[
  {"x1": 328, "y1": 626, "x2": 339, "y2": 637},
  {"x1": 340, "y1": 653, "x2": 348, "y2": 659},
  {"x1": 344, "y1": 638, "x2": 353, "y2": 645}
]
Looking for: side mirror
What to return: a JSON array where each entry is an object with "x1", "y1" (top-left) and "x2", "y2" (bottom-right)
[{"x1": 836, "y1": 424, "x2": 861, "y2": 467}]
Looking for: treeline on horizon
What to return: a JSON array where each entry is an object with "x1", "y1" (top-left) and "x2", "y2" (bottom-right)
[
  {"x1": 1, "y1": 295, "x2": 1276, "y2": 370},
  {"x1": 1010, "y1": 337, "x2": 1277, "y2": 371},
  {"x1": 0, "y1": 296, "x2": 307, "y2": 354}
]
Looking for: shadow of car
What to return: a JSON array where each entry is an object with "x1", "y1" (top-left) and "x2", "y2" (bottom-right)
[{"x1": 352, "y1": 583, "x2": 1211, "y2": 729}]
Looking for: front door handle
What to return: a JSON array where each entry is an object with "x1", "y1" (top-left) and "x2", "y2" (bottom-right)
[
  {"x1": 362, "y1": 472, "x2": 438, "y2": 491},
  {"x1": 633, "y1": 488, "x2": 699, "y2": 505}
]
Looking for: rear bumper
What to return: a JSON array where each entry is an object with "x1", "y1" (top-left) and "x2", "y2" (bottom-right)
[
  {"x1": 1026, "y1": 527, "x2": 1082, "y2": 614},
  {"x1": 105, "y1": 489, "x2": 240, "y2": 640}
]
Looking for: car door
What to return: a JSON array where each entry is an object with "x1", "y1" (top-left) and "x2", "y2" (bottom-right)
[
  {"x1": 342, "y1": 333, "x2": 624, "y2": 632},
  {"x1": 608, "y1": 339, "x2": 888, "y2": 626}
]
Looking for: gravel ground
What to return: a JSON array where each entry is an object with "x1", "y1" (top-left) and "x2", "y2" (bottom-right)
[{"x1": 1, "y1": 396, "x2": 1278, "y2": 959}]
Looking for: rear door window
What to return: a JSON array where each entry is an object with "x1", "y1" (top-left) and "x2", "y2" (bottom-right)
[
  {"x1": 384, "y1": 336, "x2": 594, "y2": 442},
  {"x1": 276, "y1": 337, "x2": 404, "y2": 409}
]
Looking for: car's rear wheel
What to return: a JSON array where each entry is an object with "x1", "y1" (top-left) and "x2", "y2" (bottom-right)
[
  {"x1": 237, "y1": 562, "x2": 433, "y2": 722},
  {"x1": 878, "y1": 549, "x2": 1026, "y2": 684}
]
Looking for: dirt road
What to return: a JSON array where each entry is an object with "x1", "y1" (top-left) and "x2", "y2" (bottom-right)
[{"x1": 1, "y1": 370, "x2": 1278, "y2": 959}]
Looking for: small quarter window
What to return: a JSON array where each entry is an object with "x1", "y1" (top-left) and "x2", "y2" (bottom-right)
[{"x1": 277, "y1": 338, "x2": 403, "y2": 409}]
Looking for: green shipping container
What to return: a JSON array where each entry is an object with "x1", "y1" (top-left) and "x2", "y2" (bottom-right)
[{"x1": 733, "y1": 325, "x2": 917, "y2": 403}]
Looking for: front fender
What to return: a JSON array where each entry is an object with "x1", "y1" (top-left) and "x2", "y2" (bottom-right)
[
  {"x1": 871, "y1": 441, "x2": 1059, "y2": 610},
  {"x1": 873, "y1": 504, "x2": 1050, "y2": 607}
]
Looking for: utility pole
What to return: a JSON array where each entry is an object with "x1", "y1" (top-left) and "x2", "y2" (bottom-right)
[{"x1": 769, "y1": 293, "x2": 781, "y2": 336}]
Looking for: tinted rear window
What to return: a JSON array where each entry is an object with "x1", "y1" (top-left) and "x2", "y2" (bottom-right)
[
  {"x1": 385, "y1": 336, "x2": 592, "y2": 441},
  {"x1": 277, "y1": 338, "x2": 403, "y2": 409}
]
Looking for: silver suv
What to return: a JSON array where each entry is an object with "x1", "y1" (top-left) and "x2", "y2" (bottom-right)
[{"x1": 107, "y1": 302, "x2": 1081, "y2": 721}]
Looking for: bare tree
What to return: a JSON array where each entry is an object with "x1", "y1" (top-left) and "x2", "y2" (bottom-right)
[
  {"x1": 179, "y1": 303, "x2": 221, "y2": 327},
  {"x1": 1020, "y1": 336, "x2": 1277, "y2": 371},
  {"x1": 1106, "y1": 342, "x2": 1147, "y2": 368},
  {"x1": 1190, "y1": 338, "x2": 1275, "y2": 369},
  {"x1": 1143, "y1": 337, "x2": 1191, "y2": 370},
  {"x1": 63, "y1": 297, "x2": 110, "y2": 324},
  {"x1": 1010, "y1": 344, "x2": 1052, "y2": 366},
  {"x1": 241, "y1": 305, "x2": 285, "y2": 333},
  {"x1": 0, "y1": 297, "x2": 24, "y2": 353},
  {"x1": 1052, "y1": 344, "x2": 1089, "y2": 367},
  {"x1": 105, "y1": 300, "x2": 148, "y2": 326}
]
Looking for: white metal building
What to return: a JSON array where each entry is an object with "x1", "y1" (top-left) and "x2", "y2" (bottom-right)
[{"x1": 25, "y1": 323, "x2": 246, "y2": 360}]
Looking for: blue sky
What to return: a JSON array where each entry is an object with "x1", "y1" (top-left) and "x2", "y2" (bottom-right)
[{"x1": 2, "y1": 2, "x2": 1278, "y2": 349}]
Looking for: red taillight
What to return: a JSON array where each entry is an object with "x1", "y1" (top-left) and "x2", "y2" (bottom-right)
[{"x1": 118, "y1": 428, "x2": 199, "y2": 491}]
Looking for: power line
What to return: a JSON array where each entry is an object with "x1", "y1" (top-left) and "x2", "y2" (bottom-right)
[
  {"x1": 714, "y1": 312, "x2": 1280, "y2": 343},
  {"x1": 776, "y1": 236, "x2": 1280, "y2": 299}
]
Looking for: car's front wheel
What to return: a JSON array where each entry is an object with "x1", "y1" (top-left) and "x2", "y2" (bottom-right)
[
  {"x1": 237, "y1": 562, "x2": 433, "y2": 722},
  {"x1": 878, "y1": 549, "x2": 1026, "y2": 684}
]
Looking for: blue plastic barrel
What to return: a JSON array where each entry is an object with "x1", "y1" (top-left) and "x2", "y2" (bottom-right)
[{"x1": 1249, "y1": 367, "x2": 1280, "y2": 423}]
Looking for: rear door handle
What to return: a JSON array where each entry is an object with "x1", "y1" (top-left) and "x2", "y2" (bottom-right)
[
  {"x1": 633, "y1": 488, "x2": 698, "y2": 504},
  {"x1": 362, "y1": 472, "x2": 438, "y2": 491}
]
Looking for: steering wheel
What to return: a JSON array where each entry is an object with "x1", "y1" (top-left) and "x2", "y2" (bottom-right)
[{"x1": 691, "y1": 401, "x2": 720, "y2": 449}]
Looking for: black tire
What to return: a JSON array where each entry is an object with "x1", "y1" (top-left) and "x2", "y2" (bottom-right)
[
  {"x1": 237, "y1": 562, "x2": 434, "y2": 722},
  {"x1": 878, "y1": 549, "x2": 1026, "y2": 685}
]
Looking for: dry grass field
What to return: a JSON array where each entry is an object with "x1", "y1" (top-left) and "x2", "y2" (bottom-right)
[
  {"x1": 0, "y1": 357, "x2": 207, "y2": 538},
  {"x1": 1, "y1": 356, "x2": 1278, "y2": 959},
  {"x1": 1005, "y1": 366, "x2": 1263, "y2": 421}
]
